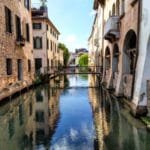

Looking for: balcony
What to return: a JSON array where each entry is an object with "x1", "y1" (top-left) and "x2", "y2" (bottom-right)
[
  {"x1": 16, "y1": 36, "x2": 25, "y2": 46},
  {"x1": 104, "y1": 16, "x2": 120, "y2": 41}
]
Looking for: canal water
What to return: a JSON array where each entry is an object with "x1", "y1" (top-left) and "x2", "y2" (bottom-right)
[{"x1": 0, "y1": 75, "x2": 150, "y2": 150}]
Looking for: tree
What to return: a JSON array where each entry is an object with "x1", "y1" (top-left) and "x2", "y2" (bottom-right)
[
  {"x1": 58, "y1": 43, "x2": 70, "y2": 67},
  {"x1": 78, "y1": 54, "x2": 88, "y2": 67}
]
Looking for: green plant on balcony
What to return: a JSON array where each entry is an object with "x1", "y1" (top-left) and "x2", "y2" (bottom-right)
[{"x1": 40, "y1": 0, "x2": 47, "y2": 6}]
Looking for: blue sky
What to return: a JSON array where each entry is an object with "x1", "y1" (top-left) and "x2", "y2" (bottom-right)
[{"x1": 32, "y1": 0, "x2": 95, "y2": 52}]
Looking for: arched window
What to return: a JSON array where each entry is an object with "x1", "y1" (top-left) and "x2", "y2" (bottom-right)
[
  {"x1": 116, "y1": 0, "x2": 120, "y2": 16},
  {"x1": 109, "y1": 11, "x2": 111, "y2": 17},
  {"x1": 121, "y1": 0, "x2": 125, "y2": 15},
  {"x1": 105, "y1": 47, "x2": 111, "y2": 70},
  {"x1": 112, "y1": 4, "x2": 115, "y2": 16}
]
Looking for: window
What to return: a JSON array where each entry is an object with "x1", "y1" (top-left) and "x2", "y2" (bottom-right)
[
  {"x1": 112, "y1": 4, "x2": 115, "y2": 16},
  {"x1": 35, "y1": 58, "x2": 42, "y2": 71},
  {"x1": 55, "y1": 43, "x2": 56, "y2": 52},
  {"x1": 26, "y1": 24, "x2": 30, "y2": 42},
  {"x1": 51, "y1": 40, "x2": 53, "y2": 50},
  {"x1": 47, "y1": 38, "x2": 49, "y2": 49},
  {"x1": 24, "y1": 0, "x2": 30, "y2": 10},
  {"x1": 29, "y1": 102, "x2": 32, "y2": 116},
  {"x1": 28, "y1": 59, "x2": 31, "y2": 72},
  {"x1": 116, "y1": 0, "x2": 120, "y2": 16},
  {"x1": 15, "y1": 15, "x2": 21, "y2": 39},
  {"x1": 50, "y1": 28, "x2": 52, "y2": 34},
  {"x1": 36, "y1": 111, "x2": 44, "y2": 122},
  {"x1": 9, "y1": 118, "x2": 15, "y2": 139},
  {"x1": 33, "y1": 37, "x2": 42, "y2": 49},
  {"x1": 33, "y1": 23, "x2": 42, "y2": 29},
  {"x1": 6, "y1": 59, "x2": 12, "y2": 75},
  {"x1": 46, "y1": 24, "x2": 48, "y2": 30},
  {"x1": 5, "y1": 7, "x2": 13, "y2": 33},
  {"x1": 121, "y1": 0, "x2": 125, "y2": 16},
  {"x1": 36, "y1": 89, "x2": 43, "y2": 102},
  {"x1": 19, "y1": 104, "x2": 24, "y2": 125}
]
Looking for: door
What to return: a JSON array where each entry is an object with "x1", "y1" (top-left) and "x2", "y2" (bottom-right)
[{"x1": 17, "y1": 59, "x2": 22, "y2": 80}]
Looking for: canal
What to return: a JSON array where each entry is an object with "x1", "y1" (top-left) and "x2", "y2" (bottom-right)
[{"x1": 0, "y1": 75, "x2": 150, "y2": 150}]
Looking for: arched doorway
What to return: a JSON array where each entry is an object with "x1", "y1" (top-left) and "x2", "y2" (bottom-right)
[
  {"x1": 105, "y1": 47, "x2": 111, "y2": 81},
  {"x1": 122, "y1": 30, "x2": 137, "y2": 99},
  {"x1": 113, "y1": 44, "x2": 119, "y2": 88}
]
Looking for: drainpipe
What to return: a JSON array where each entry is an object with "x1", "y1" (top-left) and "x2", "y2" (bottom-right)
[
  {"x1": 101, "y1": 3, "x2": 105, "y2": 83},
  {"x1": 131, "y1": 0, "x2": 141, "y2": 99}
]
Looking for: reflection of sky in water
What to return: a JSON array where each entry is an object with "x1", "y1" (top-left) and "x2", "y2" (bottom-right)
[
  {"x1": 50, "y1": 87, "x2": 96, "y2": 150},
  {"x1": 68, "y1": 75, "x2": 88, "y2": 87}
]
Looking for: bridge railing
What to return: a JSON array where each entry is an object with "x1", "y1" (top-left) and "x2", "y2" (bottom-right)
[{"x1": 35, "y1": 66, "x2": 102, "y2": 76}]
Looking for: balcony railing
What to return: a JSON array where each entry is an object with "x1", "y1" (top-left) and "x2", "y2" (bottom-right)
[
  {"x1": 104, "y1": 16, "x2": 120, "y2": 41},
  {"x1": 16, "y1": 36, "x2": 25, "y2": 47}
]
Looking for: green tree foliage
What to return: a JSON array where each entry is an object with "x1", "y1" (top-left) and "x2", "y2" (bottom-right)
[
  {"x1": 79, "y1": 54, "x2": 88, "y2": 67},
  {"x1": 58, "y1": 43, "x2": 70, "y2": 67}
]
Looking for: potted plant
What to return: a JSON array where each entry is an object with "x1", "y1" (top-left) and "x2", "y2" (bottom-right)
[{"x1": 40, "y1": 0, "x2": 47, "y2": 11}]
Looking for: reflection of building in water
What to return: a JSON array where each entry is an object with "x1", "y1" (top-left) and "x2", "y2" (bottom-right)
[
  {"x1": 0, "y1": 90, "x2": 35, "y2": 150},
  {"x1": 89, "y1": 75, "x2": 99, "y2": 87},
  {"x1": 49, "y1": 87, "x2": 60, "y2": 136},
  {"x1": 90, "y1": 85, "x2": 148, "y2": 150},
  {"x1": 50, "y1": 76, "x2": 64, "y2": 88},
  {"x1": 33, "y1": 80, "x2": 64, "y2": 148},
  {"x1": 88, "y1": 87, "x2": 105, "y2": 150},
  {"x1": 34, "y1": 85, "x2": 50, "y2": 146}
]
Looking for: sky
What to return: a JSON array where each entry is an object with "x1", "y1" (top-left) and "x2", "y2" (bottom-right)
[{"x1": 32, "y1": 0, "x2": 95, "y2": 52}]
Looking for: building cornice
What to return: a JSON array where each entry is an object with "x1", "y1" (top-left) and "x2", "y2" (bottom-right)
[
  {"x1": 93, "y1": 0, "x2": 105, "y2": 10},
  {"x1": 32, "y1": 17, "x2": 60, "y2": 34}
]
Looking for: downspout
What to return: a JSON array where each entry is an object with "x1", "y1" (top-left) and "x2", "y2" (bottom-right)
[
  {"x1": 131, "y1": 0, "x2": 141, "y2": 99},
  {"x1": 101, "y1": 3, "x2": 105, "y2": 83}
]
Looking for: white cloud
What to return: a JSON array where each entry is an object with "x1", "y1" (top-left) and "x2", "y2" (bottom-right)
[
  {"x1": 60, "y1": 34, "x2": 87, "y2": 52},
  {"x1": 66, "y1": 34, "x2": 77, "y2": 42},
  {"x1": 70, "y1": 128, "x2": 78, "y2": 141},
  {"x1": 89, "y1": 10, "x2": 97, "y2": 16}
]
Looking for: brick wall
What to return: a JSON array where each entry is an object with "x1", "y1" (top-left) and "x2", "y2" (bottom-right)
[{"x1": 0, "y1": 0, "x2": 34, "y2": 90}]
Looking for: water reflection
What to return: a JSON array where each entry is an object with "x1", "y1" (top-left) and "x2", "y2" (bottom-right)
[
  {"x1": 89, "y1": 75, "x2": 150, "y2": 150},
  {"x1": 0, "y1": 75, "x2": 150, "y2": 150},
  {"x1": 0, "y1": 77, "x2": 64, "y2": 150},
  {"x1": 50, "y1": 75, "x2": 96, "y2": 150}
]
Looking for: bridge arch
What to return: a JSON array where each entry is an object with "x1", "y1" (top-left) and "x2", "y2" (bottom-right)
[{"x1": 122, "y1": 29, "x2": 137, "y2": 99}]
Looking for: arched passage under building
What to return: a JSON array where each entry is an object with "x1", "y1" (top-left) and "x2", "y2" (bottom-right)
[
  {"x1": 112, "y1": 44, "x2": 119, "y2": 89},
  {"x1": 105, "y1": 47, "x2": 111, "y2": 84},
  {"x1": 122, "y1": 30, "x2": 137, "y2": 99}
]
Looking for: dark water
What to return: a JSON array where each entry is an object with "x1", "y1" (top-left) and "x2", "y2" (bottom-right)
[{"x1": 0, "y1": 75, "x2": 150, "y2": 150}]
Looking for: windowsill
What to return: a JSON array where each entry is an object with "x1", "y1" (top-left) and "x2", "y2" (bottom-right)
[
  {"x1": 6, "y1": 74, "x2": 13, "y2": 77},
  {"x1": 26, "y1": 40, "x2": 30, "y2": 43},
  {"x1": 33, "y1": 28, "x2": 42, "y2": 30},
  {"x1": 6, "y1": 32, "x2": 13, "y2": 36},
  {"x1": 120, "y1": 12, "x2": 125, "y2": 20},
  {"x1": 34, "y1": 48, "x2": 43, "y2": 50}
]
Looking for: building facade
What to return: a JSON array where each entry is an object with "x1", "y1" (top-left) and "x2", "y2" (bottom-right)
[
  {"x1": 89, "y1": 0, "x2": 150, "y2": 116},
  {"x1": 32, "y1": 7, "x2": 60, "y2": 76},
  {"x1": 0, "y1": 0, "x2": 34, "y2": 94}
]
